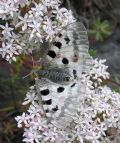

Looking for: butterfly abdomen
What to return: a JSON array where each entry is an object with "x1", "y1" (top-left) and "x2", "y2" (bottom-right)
[{"x1": 38, "y1": 69, "x2": 71, "y2": 84}]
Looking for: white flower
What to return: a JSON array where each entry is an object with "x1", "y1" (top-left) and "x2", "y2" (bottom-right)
[
  {"x1": 0, "y1": 23, "x2": 13, "y2": 38},
  {"x1": 90, "y1": 58, "x2": 109, "y2": 80},
  {"x1": 22, "y1": 86, "x2": 38, "y2": 105},
  {"x1": 28, "y1": 102, "x2": 43, "y2": 115},
  {"x1": 0, "y1": 23, "x2": 23, "y2": 62},
  {"x1": 28, "y1": 20, "x2": 42, "y2": 40},
  {"x1": 42, "y1": 0, "x2": 60, "y2": 8},
  {"x1": 15, "y1": 112, "x2": 29, "y2": 128},
  {"x1": 43, "y1": 127, "x2": 58, "y2": 142},
  {"x1": 85, "y1": 132, "x2": 101, "y2": 143},
  {"x1": 43, "y1": 18, "x2": 56, "y2": 40},
  {"x1": 23, "y1": 128, "x2": 42, "y2": 143},
  {"x1": 0, "y1": 0, "x2": 18, "y2": 19},
  {"x1": 14, "y1": 0, "x2": 30, "y2": 6},
  {"x1": 16, "y1": 14, "x2": 32, "y2": 31},
  {"x1": 31, "y1": 2, "x2": 45, "y2": 17},
  {"x1": 0, "y1": 41, "x2": 22, "y2": 63}
]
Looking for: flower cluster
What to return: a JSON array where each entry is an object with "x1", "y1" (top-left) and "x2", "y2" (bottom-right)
[
  {"x1": 15, "y1": 59, "x2": 120, "y2": 143},
  {"x1": 0, "y1": 0, "x2": 75, "y2": 62},
  {"x1": 1, "y1": 0, "x2": 120, "y2": 143}
]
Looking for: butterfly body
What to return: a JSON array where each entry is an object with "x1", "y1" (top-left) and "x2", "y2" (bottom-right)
[{"x1": 38, "y1": 68, "x2": 72, "y2": 85}]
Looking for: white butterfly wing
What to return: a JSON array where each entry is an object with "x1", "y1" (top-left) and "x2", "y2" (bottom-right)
[
  {"x1": 36, "y1": 22, "x2": 93, "y2": 129},
  {"x1": 46, "y1": 22, "x2": 92, "y2": 73},
  {"x1": 36, "y1": 78, "x2": 86, "y2": 129}
]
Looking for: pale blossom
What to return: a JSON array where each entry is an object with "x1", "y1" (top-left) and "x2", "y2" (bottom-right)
[
  {"x1": 0, "y1": 0, "x2": 18, "y2": 19},
  {"x1": 0, "y1": 41, "x2": 22, "y2": 63}
]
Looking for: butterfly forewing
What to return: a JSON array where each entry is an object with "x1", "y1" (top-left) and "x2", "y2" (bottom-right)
[{"x1": 46, "y1": 22, "x2": 91, "y2": 70}]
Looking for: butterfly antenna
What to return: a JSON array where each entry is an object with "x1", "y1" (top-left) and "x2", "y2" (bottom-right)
[
  {"x1": 30, "y1": 52, "x2": 39, "y2": 77},
  {"x1": 22, "y1": 71, "x2": 34, "y2": 79},
  {"x1": 22, "y1": 52, "x2": 37, "y2": 79},
  {"x1": 30, "y1": 53, "x2": 35, "y2": 68}
]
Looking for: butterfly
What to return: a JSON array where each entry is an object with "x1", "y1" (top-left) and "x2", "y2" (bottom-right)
[{"x1": 35, "y1": 22, "x2": 93, "y2": 129}]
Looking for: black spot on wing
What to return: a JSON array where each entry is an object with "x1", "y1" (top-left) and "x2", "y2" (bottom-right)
[
  {"x1": 45, "y1": 109, "x2": 49, "y2": 113},
  {"x1": 40, "y1": 89, "x2": 50, "y2": 95},
  {"x1": 64, "y1": 37, "x2": 70, "y2": 44},
  {"x1": 82, "y1": 72, "x2": 86, "y2": 74},
  {"x1": 48, "y1": 50, "x2": 56, "y2": 58},
  {"x1": 42, "y1": 99, "x2": 52, "y2": 105},
  {"x1": 57, "y1": 87, "x2": 64, "y2": 93},
  {"x1": 73, "y1": 69, "x2": 77, "y2": 79},
  {"x1": 58, "y1": 33, "x2": 62, "y2": 38},
  {"x1": 52, "y1": 105, "x2": 58, "y2": 112},
  {"x1": 73, "y1": 69, "x2": 76, "y2": 74},
  {"x1": 62, "y1": 58, "x2": 69, "y2": 64},
  {"x1": 71, "y1": 83, "x2": 76, "y2": 88},
  {"x1": 53, "y1": 41, "x2": 62, "y2": 49}
]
